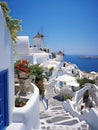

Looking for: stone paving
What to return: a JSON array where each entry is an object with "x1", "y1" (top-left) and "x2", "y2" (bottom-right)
[
  {"x1": 44, "y1": 80, "x2": 63, "y2": 107},
  {"x1": 40, "y1": 81, "x2": 91, "y2": 130}
]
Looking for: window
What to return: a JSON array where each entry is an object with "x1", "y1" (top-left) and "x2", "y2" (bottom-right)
[{"x1": 59, "y1": 81, "x2": 63, "y2": 88}]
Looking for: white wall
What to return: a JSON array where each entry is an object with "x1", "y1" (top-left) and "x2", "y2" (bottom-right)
[
  {"x1": 33, "y1": 53, "x2": 49, "y2": 64},
  {"x1": 15, "y1": 36, "x2": 29, "y2": 55},
  {"x1": 0, "y1": 6, "x2": 14, "y2": 123},
  {"x1": 33, "y1": 37, "x2": 43, "y2": 48},
  {"x1": 11, "y1": 83, "x2": 40, "y2": 130},
  {"x1": 56, "y1": 54, "x2": 64, "y2": 61},
  {"x1": 14, "y1": 54, "x2": 34, "y2": 64}
]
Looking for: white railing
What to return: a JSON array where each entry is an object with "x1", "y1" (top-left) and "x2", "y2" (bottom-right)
[
  {"x1": 63, "y1": 98, "x2": 98, "y2": 130},
  {"x1": 42, "y1": 96, "x2": 48, "y2": 110}
]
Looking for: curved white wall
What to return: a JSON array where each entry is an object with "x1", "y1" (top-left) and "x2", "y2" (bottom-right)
[{"x1": 12, "y1": 83, "x2": 40, "y2": 130}]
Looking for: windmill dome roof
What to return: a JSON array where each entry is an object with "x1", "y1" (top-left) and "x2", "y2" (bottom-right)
[
  {"x1": 57, "y1": 51, "x2": 64, "y2": 56},
  {"x1": 33, "y1": 32, "x2": 44, "y2": 39}
]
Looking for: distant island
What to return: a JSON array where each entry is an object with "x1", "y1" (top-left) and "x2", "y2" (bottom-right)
[{"x1": 80, "y1": 56, "x2": 98, "y2": 59}]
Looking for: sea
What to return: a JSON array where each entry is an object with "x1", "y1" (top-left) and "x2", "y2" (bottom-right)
[{"x1": 64, "y1": 55, "x2": 98, "y2": 73}]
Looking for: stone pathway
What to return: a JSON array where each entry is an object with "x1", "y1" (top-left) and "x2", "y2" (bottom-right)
[
  {"x1": 40, "y1": 80, "x2": 62, "y2": 111},
  {"x1": 44, "y1": 80, "x2": 63, "y2": 107},
  {"x1": 40, "y1": 81, "x2": 90, "y2": 130}
]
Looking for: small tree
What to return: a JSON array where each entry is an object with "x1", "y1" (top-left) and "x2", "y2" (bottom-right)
[
  {"x1": 29, "y1": 64, "x2": 45, "y2": 83},
  {"x1": 29, "y1": 64, "x2": 46, "y2": 96},
  {"x1": 15, "y1": 61, "x2": 46, "y2": 96}
]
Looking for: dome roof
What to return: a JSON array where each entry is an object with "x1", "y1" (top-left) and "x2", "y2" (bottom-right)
[
  {"x1": 33, "y1": 32, "x2": 44, "y2": 39},
  {"x1": 57, "y1": 51, "x2": 64, "y2": 56}
]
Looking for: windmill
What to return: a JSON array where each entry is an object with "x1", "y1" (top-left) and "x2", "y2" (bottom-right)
[
  {"x1": 33, "y1": 30, "x2": 48, "y2": 49},
  {"x1": 40, "y1": 26, "x2": 48, "y2": 48}
]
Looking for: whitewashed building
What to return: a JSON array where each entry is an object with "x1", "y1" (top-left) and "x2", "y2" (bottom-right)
[
  {"x1": 0, "y1": 6, "x2": 40, "y2": 130},
  {"x1": 54, "y1": 74, "x2": 79, "y2": 96},
  {"x1": 14, "y1": 36, "x2": 34, "y2": 63},
  {"x1": 56, "y1": 51, "x2": 64, "y2": 62},
  {"x1": 0, "y1": 6, "x2": 14, "y2": 129},
  {"x1": 14, "y1": 33, "x2": 51, "y2": 64}
]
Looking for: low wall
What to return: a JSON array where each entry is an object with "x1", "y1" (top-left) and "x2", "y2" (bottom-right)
[
  {"x1": 63, "y1": 100, "x2": 98, "y2": 130},
  {"x1": 7, "y1": 83, "x2": 40, "y2": 130}
]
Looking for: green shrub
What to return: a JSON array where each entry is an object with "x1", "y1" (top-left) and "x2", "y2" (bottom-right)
[
  {"x1": 77, "y1": 78, "x2": 95, "y2": 88},
  {"x1": 15, "y1": 97, "x2": 26, "y2": 107},
  {"x1": 64, "y1": 95, "x2": 73, "y2": 100}
]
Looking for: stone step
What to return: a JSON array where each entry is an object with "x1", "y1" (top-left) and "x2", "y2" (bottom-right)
[
  {"x1": 40, "y1": 105, "x2": 90, "y2": 130},
  {"x1": 40, "y1": 120, "x2": 90, "y2": 130}
]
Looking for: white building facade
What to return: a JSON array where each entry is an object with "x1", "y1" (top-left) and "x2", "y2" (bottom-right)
[
  {"x1": 14, "y1": 34, "x2": 51, "y2": 64},
  {"x1": 0, "y1": 6, "x2": 14, "y2": 129},
  {"x1": 0, "y1": 6, "x2": 40, "y2": 130}
]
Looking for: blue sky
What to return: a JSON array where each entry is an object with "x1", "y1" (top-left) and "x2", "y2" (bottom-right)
[{"x1": 1, "y1": 0, "x2": 98, "y2": 54}]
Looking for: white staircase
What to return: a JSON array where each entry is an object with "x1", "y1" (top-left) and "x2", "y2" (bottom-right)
[{"x1": 40, "y1": 105, "x2": 90, "y2": 130}]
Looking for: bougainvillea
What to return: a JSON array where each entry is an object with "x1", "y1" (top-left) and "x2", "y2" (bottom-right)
[
  {"x1": 15, "y1": 59, "x2": 45, "y2": 96},
  {"x1": 15, "y1": 59, "x2": 30, "y2": 74}
]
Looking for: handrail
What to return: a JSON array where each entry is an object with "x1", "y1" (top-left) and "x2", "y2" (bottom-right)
[{"x1": 42, "y1": 96, "x2": 48, "y2": 109}]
